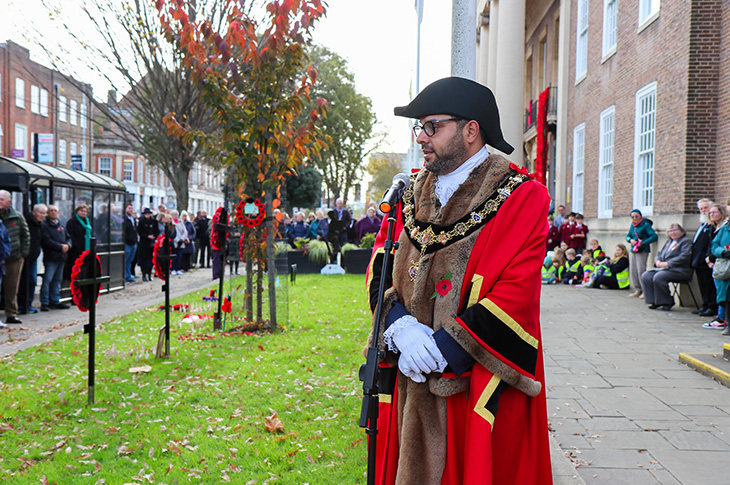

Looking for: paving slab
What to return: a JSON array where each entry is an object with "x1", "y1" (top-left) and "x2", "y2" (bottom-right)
[
  {"x1": 649, "y1": 450, "x2": 730, "y2": 485},
  {"x1": 542, "y1": 283, "x2": 730, "y2": 484}
]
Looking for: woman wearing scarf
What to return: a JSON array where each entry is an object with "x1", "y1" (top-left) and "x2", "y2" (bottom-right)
[
  {"x1": 169, "y1": 210, "x2": 188, "y2": 275},
  {"x1": 625, "y1": 209, "x2": 658, "y2": 298},
  {"x1": 180, "y1": 210, "x2": 196, "y2": 272},
  {"x1": 65, "y1": 204, "x2": 94, "y2": 281}
]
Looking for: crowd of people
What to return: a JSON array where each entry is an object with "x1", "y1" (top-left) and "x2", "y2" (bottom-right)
[
  {"x1": 280, "y1": 197, "x2": 382, "y2": 248},
  {"x1": 0, "y1": 193, "x2": 215, "y2": 327},
  {"x1": 544, "y1": 199, "x2": 730, "y2": 336},
  {"x1": 0, "y1": 190, "x2": 385, "y2": 327},
  {"x1": 127, "y1": 204, "x2": 212, "y2": 280}
]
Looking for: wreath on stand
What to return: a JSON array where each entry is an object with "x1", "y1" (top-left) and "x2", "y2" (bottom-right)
[
  {"x1": 70, "y1": 250, "x2": 102, "y2": 312},
  {"x1": 235, "y1": 198, "x2": 265, "y2": 227},
  {"x1": 211, "y1": 206, "x2": 228, "y2": 251},
  {"x1": 153, "y1": 234, "x2": 172, "y2": 280}
]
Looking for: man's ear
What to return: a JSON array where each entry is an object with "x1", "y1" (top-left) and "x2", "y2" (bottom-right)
[{"x1": 464, "y1": 120, "x2": 482, "y2": 144}]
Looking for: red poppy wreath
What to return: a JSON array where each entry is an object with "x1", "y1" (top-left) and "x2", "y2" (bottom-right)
[
  {"x1": 70, "y1": 250, "x2": 102, "y2": 312},
  {"x1": 210, "y1": 206, "x2": 228, "y2": 251},
  {"x1": 153, "y1": 234, "x2": 171, "y2": 280},
  {"x1": 235, "y1": 198, "x2": 265, "y2": 227}
]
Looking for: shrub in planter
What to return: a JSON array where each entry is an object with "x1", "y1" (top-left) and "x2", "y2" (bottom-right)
[
  {"x1": 360, "y1": 233, "x2": 376, "y2": 249},
  {"x1": 306, "y1": 239, "x2": 332, "y2": 266}
]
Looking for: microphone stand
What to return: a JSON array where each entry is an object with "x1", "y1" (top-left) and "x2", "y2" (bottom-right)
[{"x1": 359, "y1": 204, "x2": 399, "y2": 485}]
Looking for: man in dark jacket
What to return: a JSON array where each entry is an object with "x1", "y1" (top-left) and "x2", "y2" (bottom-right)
[
  {"x1": 0, "y1": 190, "x2": 30, "y2": 324},
  {"x1": 40, "y1": 205, "x2": 71, "y2": 311},
  {"x1": 18, "y1": 204, "x2": 47, "y2": 314},
  {"x1": 691, "y1": 198, "x2": 716, "y2": 316},
  {"x1": 124, "y1": 204, "x2": 138, "y2": 283},
  {"x1": 194, "y1": 210, "x2": 210, "y2": 268}
]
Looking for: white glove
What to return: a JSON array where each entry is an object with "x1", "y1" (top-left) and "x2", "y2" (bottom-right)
[{"x1": 385, "y1": 317, "x2": 446, "y2": 383}]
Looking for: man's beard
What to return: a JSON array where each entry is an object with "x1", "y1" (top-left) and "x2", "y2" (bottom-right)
[
  {"x1": 700, "y1": 213, "x2": 709, "y2": 224},
  {"x1": 422, "y1": 132, "x2": 468, "y2": 175}
]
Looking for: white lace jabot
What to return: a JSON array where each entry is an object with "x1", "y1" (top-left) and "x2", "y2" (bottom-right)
[{"x1": 434, "y1": 145, "x2": 489, "y2": 207}]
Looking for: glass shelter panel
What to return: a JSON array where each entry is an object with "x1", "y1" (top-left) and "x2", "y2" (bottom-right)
[
  {"x1": 110, "y1": 192, "x2": 124, "y2": 244},
  {"x1": 94, "y1": 191, "x2": 111, "y2": 246},
  {"x1": 53, "y1": 186, "x2": 74, "y2": 228}
]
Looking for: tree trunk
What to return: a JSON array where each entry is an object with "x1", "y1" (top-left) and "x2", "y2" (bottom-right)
[
  {"x1": 167, "y1": 163, "x2": 191, "y2": 210},
  {"x1": 265, "y1": 190, "x2": 277, "y2": 329},
  {"x1": 246, "y1": 260, "x2": 253, "y2": 323}
]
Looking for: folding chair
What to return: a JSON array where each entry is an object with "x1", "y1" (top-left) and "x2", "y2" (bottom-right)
[{"x1": 669, "y1": 273, "x2": 700, "y2": 309}]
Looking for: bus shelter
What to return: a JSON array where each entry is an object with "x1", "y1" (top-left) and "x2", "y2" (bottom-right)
[{"x1": 0, "y1": 156, "x2": 129, "y2": 298}]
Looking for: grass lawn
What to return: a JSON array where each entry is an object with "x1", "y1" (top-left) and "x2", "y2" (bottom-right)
[{"x1": 0, "y1": 274, "x2": 372, "y2": 484}]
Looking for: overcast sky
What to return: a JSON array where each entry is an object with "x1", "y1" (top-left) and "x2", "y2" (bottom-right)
[{"x1": 1, "y1": 0, "x2": 452, "y2": 154}]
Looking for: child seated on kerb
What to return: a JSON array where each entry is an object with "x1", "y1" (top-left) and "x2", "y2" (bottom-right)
[
  {"x1": 588, "y1": 239, "x2": 606, "y2": 260},
  {"x1": 552, "y1": 248, "x2": 566, "y2": 282},
  {"x1": 542, "y1": 255, "x2": 557, "y2": 284},
  {"x1": 562, "y1": 248, "x2": 581, "y2": 284},
  {"x1": 575, "y1": 253, "x2": 594, "y2": 286}
]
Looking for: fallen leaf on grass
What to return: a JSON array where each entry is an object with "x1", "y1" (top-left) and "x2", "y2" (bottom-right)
[
  {"x1": 17, "y1": 457, "x2": 34, "y2": 468},
  {"x1": 129, "y1": 365, "x2": 152, "y2": 373},
  {"x1": 117, "y1": 444, "x2": 135, "y2": 455},
  {"x1": 40, "y1": 476, "x2": 49, "y2": 485},
  {"x1": 264, "y1": 411, "x2": 284, "y2": 433}
]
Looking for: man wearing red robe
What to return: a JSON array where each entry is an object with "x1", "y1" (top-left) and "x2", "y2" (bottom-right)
[{"x1": 365, "y1": 77, "x2": 553, "y2": 484}]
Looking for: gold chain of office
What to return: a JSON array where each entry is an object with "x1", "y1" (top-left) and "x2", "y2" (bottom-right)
[{"x1": 402, "y1": 172, "x2": 528, "y2": 281}]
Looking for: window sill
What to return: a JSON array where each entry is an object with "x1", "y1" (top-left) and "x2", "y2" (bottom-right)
[
  {"x1": 575, "y1": 72, "x2": 587, "y2": 86},
  {"x1": 638, "y1": 11, "x2": 660, "y2": 34},
  {"x1": 601, "y1": 47, "x2": 617, "y2": 64}
]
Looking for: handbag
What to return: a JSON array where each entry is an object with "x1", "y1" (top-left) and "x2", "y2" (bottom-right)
[
  {"x1": 713, "y1": 258, "x2": 730, "y2": 280},
  {"x1": 632, "y1": 238, "x2": 642, "y2": 253}
]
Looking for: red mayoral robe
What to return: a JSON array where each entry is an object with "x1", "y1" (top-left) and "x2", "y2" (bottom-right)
[{"x1": 365, "y1": 154, "x2": 553, "y2": 485}]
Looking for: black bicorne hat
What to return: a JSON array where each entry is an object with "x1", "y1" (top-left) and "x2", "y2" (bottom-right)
[{"x1": 394, "y1": 76, "x2": 514, "y2": 154}]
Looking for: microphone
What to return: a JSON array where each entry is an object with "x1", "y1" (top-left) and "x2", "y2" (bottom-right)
[{"x1": 379, "y1": 173, "x2": 411, "y2": 213}]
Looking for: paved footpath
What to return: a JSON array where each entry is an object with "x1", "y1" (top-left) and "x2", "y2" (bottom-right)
[
  {"x1": 543, "y1": 283, "x2": 730, "y2": 485},
  {"x1": 0, "y1": 268, "x2": 216, "y2": 357}
]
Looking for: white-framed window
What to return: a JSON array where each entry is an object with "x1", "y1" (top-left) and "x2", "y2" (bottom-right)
[
  {"x1": 634, "y1": 82, "x2": 657, "y2": 215},
  {"x1": 99, "y1": 156, "x2": 112, "y2": 177},
  {"x1": 30, "y1": 86, "x2": 40, "y2": 114},
  {"x1": 0, "y1": 124, "x2": 3, "y2": 152},
  {"x1": 123, "y1": 159, "x2": 133, "y2": 181},
  {"x1": 138, "y1": 159, "x2": 144, "y2": 182},
  {"x1": 40, "y1": 89, "x2": 49, "y2": 117},
  {"x1": 80, "y1": 101, "x2": 87, "y2": 127},
  {"x1": 576, "y1": 0, "x2": 589, "y2": 81},
  {"x1": 572, "y1": 123, "x2": 585, "y2": 214},
  {"x1": 15, "y1": 78, "x2": 25, "y2": 109},
  {"x1": 602, "y1": 0, "x2": 617, "y2": 57},
  {"x1": 70, "y1": 142, "x2": 77, "y2": 157},
  {"x1": 70, "y1": 100, "x2": 78, "y2": 126},
  {"x1": 639, "y1": 0, "x2": 660, "y2": 28},
  {"x1": 153, "y1": 169, "x2": 158, "y2": 186},
  {"x1": 59, "y1": 139, "x2": 67, "y2": 164},
  {"x1": 598, "y1": 106, "x2": 615, "y2": 218},
  {"x1": 146, "y1": 166, "x2": 151, "y2": 184},
  {"x1": 14, "y1": 123, "x2": 28, "y2": 159},
  {"x1": 59, "y1": 96, "x2": 67, "y2": 122}
]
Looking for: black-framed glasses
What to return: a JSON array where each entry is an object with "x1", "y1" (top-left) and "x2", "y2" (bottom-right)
[{"x1": 412, "y1": 117, "x2": 461, "y2": 137}]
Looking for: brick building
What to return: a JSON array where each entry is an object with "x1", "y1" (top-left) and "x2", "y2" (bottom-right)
[
  {"x1": 0, "y1": 40, "x2": 92, "y2": 168},
  {"x1": 93, "y1": 114, "x2": 225, "y2": 215},
  {"x1": 478, "y1": 0, "x2": 726, "y2": 248}
]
